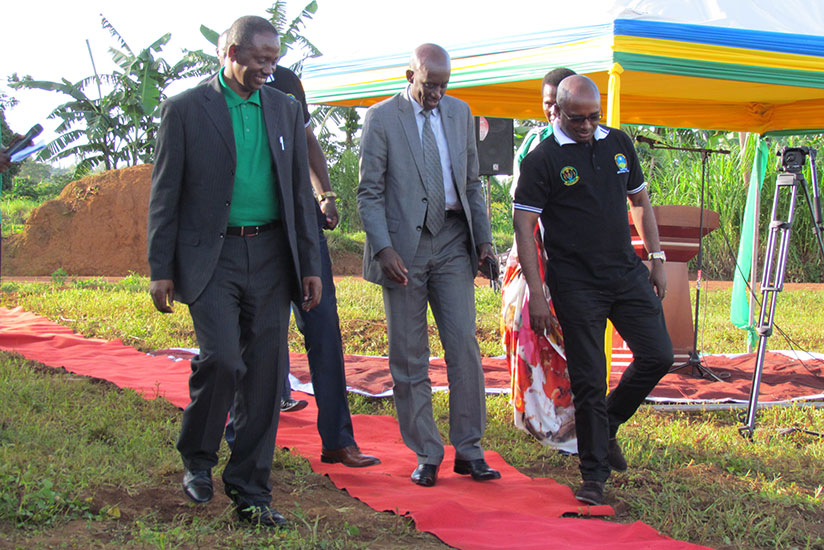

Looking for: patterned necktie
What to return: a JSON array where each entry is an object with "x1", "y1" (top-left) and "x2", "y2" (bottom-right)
[{"x1": 421, "y1": 109, "x2": 445, "y2": 235}]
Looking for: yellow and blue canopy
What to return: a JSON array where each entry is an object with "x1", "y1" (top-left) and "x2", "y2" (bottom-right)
[{"x1": 302, "y1": 19, "x2": 824, "y2": 134}]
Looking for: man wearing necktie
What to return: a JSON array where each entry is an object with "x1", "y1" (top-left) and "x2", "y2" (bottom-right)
[{"x1": 358, "y1": 43, "x2": 500, "y2": 487}]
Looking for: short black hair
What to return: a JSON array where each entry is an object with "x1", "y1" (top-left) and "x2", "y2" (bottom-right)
[
  {"x1": 226, "y1": 15, "x2": 278, "y2": 52},
  {"x1": 542, "y1": 68, "x2": 577, "y2": 90}
]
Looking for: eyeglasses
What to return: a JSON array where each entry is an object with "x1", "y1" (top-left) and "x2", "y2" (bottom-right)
[{"x1": 560, "y1": 110, "x2": 602, "y2": 125}]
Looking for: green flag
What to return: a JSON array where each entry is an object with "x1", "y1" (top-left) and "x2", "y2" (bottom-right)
[{"x1": 730, "y1": 137, "x2": 770, "y2": 346}]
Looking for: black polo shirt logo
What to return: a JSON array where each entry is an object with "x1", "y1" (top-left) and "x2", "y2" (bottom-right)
[
  {"x1": 615, "y1": 153, "x2": 629, "y2": 174},
  {"x1": 560, "y1": 166, "x2": 579, "y2": 186}
]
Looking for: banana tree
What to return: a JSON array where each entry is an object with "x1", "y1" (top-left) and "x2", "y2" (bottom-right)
[{"x1": 10, "y1": 15, "x2": 198, "y2": 174}]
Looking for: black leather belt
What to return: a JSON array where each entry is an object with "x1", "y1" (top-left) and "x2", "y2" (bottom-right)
[
  {"x1": 226, "y1": 221, "x2": 279, "y2": 237},
  {"x1": 445, "y1": 209, "x2": 465, "y2": 219}
]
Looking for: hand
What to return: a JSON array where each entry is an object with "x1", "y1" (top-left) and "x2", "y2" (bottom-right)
[
  {"x1": 477, "y1": 242, "x2": 494, "y2": 267},
  {"x1": 320, "y1": 199, "x2": 339, "y2": 230},
  {"x1": 302, "y1": 276, "x2": 322, "y2": 310},
  {"x1": 376, "y1": 247, "x2": 408, "y2": 285},
  {"x1": 1, "y1": 134, "x2": 29, "y2": 173},
  {"x1": 649, "y1": 260, "x2": 667, "y2": 299},
  {"x1": 527, "y1": 293, "x2": 554, "y2": 336},
  {"x1": 0, "y1": 151, "x2": 11, "y2": 173},
  {"x1": 150, "y1": 279, "x2": 175, "y2": 313}
]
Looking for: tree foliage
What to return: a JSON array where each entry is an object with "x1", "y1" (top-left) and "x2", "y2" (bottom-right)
[
  {"x1": 9, "y1": 16, "x2": 200, "y2": 176},
  {"x1": 1, "y1": 91, "x2": 22, "y2": 191}
]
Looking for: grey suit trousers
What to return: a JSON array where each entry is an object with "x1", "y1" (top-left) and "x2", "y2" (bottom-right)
[
  {"x1": 382, "y1": 215, "x2": 486, "y2": 465},
  {"x1": 176, "y1": 227, "x2": 292, "y2": 505}
]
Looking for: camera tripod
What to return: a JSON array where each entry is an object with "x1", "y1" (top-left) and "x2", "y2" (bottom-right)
[{"x1": 739, "y1": 146, "x2": 824, "y2": 439}]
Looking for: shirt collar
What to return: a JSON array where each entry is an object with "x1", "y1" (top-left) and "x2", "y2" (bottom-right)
[
  {"x1": 407, "y1": 85, "x2": 440, "y2": 118},
  {"x1": 219, "y1": 68, "x2": 261, "y2": 107},
  {"x1": 552, "y1": 120, "x2": 609, "y2": 146}
]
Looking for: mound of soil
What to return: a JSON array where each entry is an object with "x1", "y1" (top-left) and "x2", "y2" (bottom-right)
[
  {"x1": 1, "y1": 165, "x2": 363, "y2": 277},
  {"x1": 2, "y1": 166, "x2": 153, "y2": 277}
]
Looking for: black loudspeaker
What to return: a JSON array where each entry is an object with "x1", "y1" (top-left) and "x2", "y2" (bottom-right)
[{"x1": 475, "y1": 116, "x2": 514, "y2": 176}]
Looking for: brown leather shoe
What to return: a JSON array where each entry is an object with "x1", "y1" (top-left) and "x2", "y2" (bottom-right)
[{"x1": 320, "y1": 445, "x2": 381, "y2": 468}]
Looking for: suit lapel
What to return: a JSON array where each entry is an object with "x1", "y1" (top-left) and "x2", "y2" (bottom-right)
[
  {"x1": 260, "y1": 88, "x2": 281, "y2": 167},
  {"x1": 440, "y1": 97, "x2": 461, "y2": 188},
  {"x1": 201, "y1": 75, "x2": 236, "y2": 164},
  {"x1": 397, "y1": 91, "x2": 426, "y2": 183},
  {"x1": 260, "y1": 89, "x2": 291, "y2": 208}
]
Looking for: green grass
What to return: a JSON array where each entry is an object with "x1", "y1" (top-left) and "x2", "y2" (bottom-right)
[
  {"x1": 1, "y1": 276, "x2": 823, "y2": 549},
  {"x1": 0, "y1": 353, "x2": 440, "y2": 548},
  {"x1": 1, "y1": 196, "x2": 39, "y2": 236}
]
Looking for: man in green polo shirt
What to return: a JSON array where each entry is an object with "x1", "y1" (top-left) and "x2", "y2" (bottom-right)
[{"x1": 148, "y1": 15, "x2": 321, "y2": 528}]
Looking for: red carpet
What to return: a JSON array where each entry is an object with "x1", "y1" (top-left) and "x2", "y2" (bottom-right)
[
  {"x1": 0, "y1": 306, "x2": 713, "y2": 549},
  {"x1": 160, "y1": 348, "x2": 824, "y2": 404}
]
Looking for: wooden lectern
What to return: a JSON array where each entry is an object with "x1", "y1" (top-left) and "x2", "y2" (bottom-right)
[{"x1": 610, "y1": 205, "x2": 720, "y2": 368}]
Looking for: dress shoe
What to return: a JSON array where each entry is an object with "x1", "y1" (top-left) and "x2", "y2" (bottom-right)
[
  {"x1": 236, "y1": 504, "x2": 289, "y2": 528},
  {"x1": 608, "y1": 438, "x2": 628, "y2": 472},
  {"x1": 575, "y1": 480, "x2": 605, "y2": 506},
  {"x1": 281, "y1": 398, "x2": 308, "y2": 412},
  {"x1": 410, "y1": 464, "x2": 439, "y2": 487},
  {"x1": 453, "y1": 458, "x2": 502, "y2": 481},
  {"x1": 182, "y1": 469, "x2": 213, "y2": 503},
  {"x1": 321, "y1": 445, "x2": 381, "y2": 468}
]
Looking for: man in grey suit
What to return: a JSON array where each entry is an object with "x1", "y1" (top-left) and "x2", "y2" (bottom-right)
[
  {"x1": 147, "y1": 15, "x2": 321, "y2": 527},
  {"x1": 357, "y1": 43, "x2": 501, "y2": 487}
]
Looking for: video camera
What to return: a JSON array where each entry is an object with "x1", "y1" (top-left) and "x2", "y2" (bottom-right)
[{"x1": 779, "y1": 146, "x2": 815, "y2": 173}]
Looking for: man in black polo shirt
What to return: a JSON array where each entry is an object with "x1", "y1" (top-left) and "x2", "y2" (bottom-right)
[{"x1": 513, "y1": 75, "x2": 672, "y2": 506}]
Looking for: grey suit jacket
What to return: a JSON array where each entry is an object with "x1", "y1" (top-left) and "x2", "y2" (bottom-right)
[
  {"x1": 357, "y1": 89, "x2": 492, "y2": 285},
  {"x1": 147, "y1": 74, "x2": 320, "y2": 304}
]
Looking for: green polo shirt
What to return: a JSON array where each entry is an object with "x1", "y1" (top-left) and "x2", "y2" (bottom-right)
[{"x1": 219, "y1": 69, "x2": 280, "y2": 225}]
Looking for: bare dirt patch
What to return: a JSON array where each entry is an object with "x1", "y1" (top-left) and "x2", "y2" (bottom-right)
[
  {"x1": 0, "y1": 467, "x2": 445, "y2": 550},
  {"x1": 2, "y1": 165, "x2": 153, "y2": 277},
  {"x1": 1, "y1": 165, "x2": 365, "y2": 278}
]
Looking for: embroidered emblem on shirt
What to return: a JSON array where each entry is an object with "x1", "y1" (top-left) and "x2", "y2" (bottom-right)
[
  {"x1": 560, "y1": 166, "x2": 579, "y2": 186},
  {"x1": 615, "y1": 153, "x2": 630, "y2": 174}
]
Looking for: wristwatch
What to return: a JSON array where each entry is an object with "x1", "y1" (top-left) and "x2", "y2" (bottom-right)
[
  {"x1": 317, "y1": 191, "x2": 337, "y2": 202},
  {"x1": 648, "y1": 251, "x2": 666, "y2": 262}
]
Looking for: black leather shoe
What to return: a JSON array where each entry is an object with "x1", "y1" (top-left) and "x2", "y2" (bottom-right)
[
  {"x1": 182, "y1": 469, "x2": 213, "y2": 503},
  {"x1": 281, "y1": 398, "x2": 308, "y2": 412},
  {"x1": 575, "y1": 480, "x2": 605, "y2": 506},
  {"x1": 608, "y1": 438, "x2": 628, "y2": 472},
  {"x1": 453, "y1": 458, "x2": 502, "y2": 481},
  {"x1": 410, "y1": 464, "x2": 439, "y2": 487},
  {"x1": 236, "y1": 504, "x2": 289, "y2": 528}
]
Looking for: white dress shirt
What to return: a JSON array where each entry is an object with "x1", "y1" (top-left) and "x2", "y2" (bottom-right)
[{"x1": 409, "y1": 87, "x2": 461, "y2": 211}]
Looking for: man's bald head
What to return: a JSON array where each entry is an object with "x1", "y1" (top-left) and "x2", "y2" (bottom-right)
[
  {"x1": 410, "y1": 43, "x2": 451, "y2": 73},
  {"x1": 556, "y1": 75, "x2": 600, "y2": 111},
  {"x1": 407, "y1": 43, "x2": 451, "y2": 111},
  {"x1": 556, "y1": 75, "x2": 602, "y2": 143}
]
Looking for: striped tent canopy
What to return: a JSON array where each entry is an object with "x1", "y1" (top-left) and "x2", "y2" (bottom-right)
[{"x1": 302, "y1": 17, "x2": 824, "y2": 134}]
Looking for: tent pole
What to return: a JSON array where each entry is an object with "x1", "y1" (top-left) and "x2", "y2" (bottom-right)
[
  {"x1": 607, "y1": 62, "x2": 624, "y2": 128},
  {"x1": 748, "y1": 173, "x2": 760, "y2": 354},
  {"x1": 605, "y1": 62, "x2": 623, "y2": 379}
]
